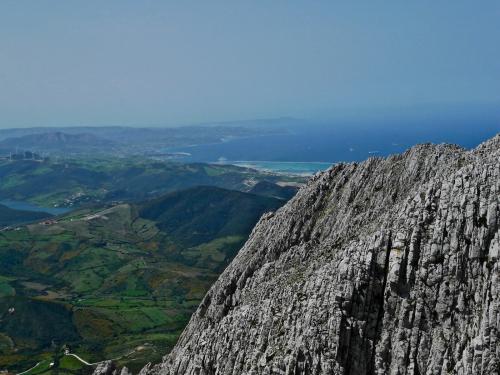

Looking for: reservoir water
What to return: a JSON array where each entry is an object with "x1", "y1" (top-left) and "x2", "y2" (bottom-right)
[{"x1": 0, "y1": 200, "x2": 71, "y2": 215}]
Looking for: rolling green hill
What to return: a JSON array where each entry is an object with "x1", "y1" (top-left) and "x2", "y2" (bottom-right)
[
  {"x1": 248, "y1": 180, "x2": 298, "y2": 200},
  {"x1": 0, "y1": 158, "x2": 302, "y2": 209},
  {"x1": 0, "y1": 186, "x2": 285, "y2": 373},
  {"x1": 140, "y1": 186, "x2": 283, "y2": 247}
]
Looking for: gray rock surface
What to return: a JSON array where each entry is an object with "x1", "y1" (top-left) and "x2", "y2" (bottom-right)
[
  {"x1": 92, "y1": 361, "x2": 116, "y2": 375},
  {"x1": 143, "y1": 137, "x2": 500, "y2": 374},
  {"x1": 92, "y1": 361, "x2": 131, "y2": 375}
]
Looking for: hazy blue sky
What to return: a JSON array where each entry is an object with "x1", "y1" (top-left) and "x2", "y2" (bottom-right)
[{"x1": 0, "y1": 1, "x2": 499, "y2": 127}]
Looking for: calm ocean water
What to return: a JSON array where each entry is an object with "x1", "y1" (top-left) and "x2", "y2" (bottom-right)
[{"x1": 167, "y1": 118, "x2": 500, "y2": 174}]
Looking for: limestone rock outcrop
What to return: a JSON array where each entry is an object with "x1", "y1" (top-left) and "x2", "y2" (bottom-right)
[{"x1": 142, "y1": 137, "x2": 500, "y2": 374}]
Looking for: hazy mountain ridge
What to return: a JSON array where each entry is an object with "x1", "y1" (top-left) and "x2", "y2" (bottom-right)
[
  {"x1": 0, "y1": 131, "x2": 114, "y2": 152},
  {"x1": 0, "y1": 121, "x2": 289, "y2": 156},
  {"x1": 138, "y1": 135, "x2": 500, "y2": 374}
]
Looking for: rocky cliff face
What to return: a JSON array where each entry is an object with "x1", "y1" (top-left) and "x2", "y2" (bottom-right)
[{"x1": 141, "y1": 137, "x2": 500, "y2": 374}]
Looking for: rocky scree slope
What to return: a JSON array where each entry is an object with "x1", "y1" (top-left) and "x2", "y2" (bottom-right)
[{"x1": 138, "y1": 137, "x2": 500, "y2": 375}]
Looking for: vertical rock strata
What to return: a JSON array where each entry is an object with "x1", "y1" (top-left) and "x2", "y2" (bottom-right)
[{"x1": 143, "y1": 137, "x2": 500, "y2": 375}]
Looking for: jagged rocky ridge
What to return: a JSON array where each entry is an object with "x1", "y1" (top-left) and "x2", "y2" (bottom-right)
[{"x1": 136, "y1": 137, "x2": 500, "y2": 374}]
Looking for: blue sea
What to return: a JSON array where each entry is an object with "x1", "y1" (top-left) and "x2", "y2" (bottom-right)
[{"x1": 167, "y1": 114, "x2": 500, "y2": 175}]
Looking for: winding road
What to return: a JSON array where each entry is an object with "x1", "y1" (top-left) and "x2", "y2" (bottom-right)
[
  {"x1": 65, "y1": 353, "x2": 98, "y2": 366},
  {"x1": 16, "y1": 362, "x2": 43, "y2": 375},
  {"x1": 15, "y1": 349, "x2": 139, "y2": 374}
]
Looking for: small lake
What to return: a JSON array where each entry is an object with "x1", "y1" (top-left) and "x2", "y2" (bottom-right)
[{"x1": 0, "y1": 200, "x2": 72, "y2": 216}]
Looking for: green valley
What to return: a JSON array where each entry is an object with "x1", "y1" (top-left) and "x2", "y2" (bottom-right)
[{"x1": 0, "y1": 186, "x2": 286, "y2": 373}]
